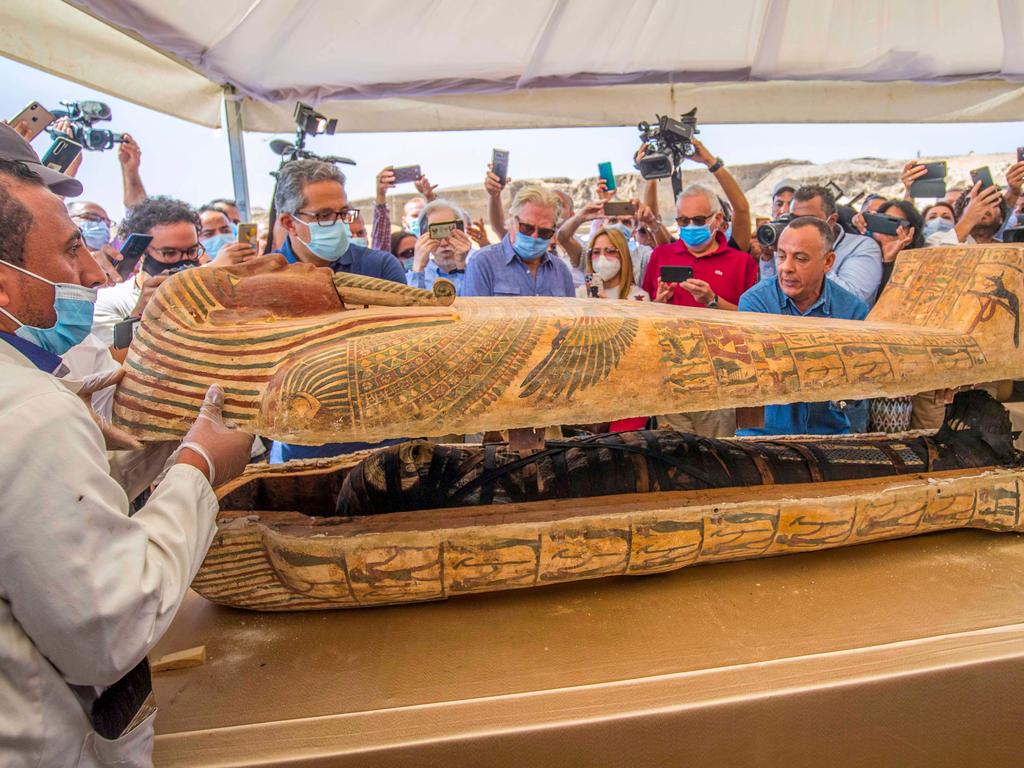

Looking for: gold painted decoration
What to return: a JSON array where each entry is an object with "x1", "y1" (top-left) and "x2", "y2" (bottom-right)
[
  {"x1": 195, "y1": 465, "x2": 1023, "y2": 611},
  {"x1": 113, "y1": 246, "x2": 1024, "y2": 444}
]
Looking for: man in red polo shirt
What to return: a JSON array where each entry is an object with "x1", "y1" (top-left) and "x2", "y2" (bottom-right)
[
  {"x1": 642, "y1": 183, "x2": 758, "y2": 310},
  {"x1": 642, "y1": 183, "x2": 758, "y2": 437}
]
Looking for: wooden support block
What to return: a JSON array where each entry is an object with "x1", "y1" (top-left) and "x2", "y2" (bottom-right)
[{"x1": 151, "y1": 645, "x2": 207, "y2": 673}]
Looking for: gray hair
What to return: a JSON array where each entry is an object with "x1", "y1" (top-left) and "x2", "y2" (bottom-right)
[
  {"x1": 508, "y1": 185, "x2": 563, "y2": 221},
  {"x1": 274, "y1": 159, "x2": 347, "y2": 215},
  {"x1": 676, "y1": 184, "x2": 722, "y2": 215},
  {"x1": 416, "y1": 198, "x2": 470, "y2": 234}
]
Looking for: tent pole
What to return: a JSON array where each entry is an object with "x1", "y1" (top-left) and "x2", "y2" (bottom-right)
[{"x1": 223, "y1": 86, "x2": 251, "y2": 222}]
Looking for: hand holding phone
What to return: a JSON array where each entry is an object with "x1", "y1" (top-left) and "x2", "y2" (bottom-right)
[
  {"x1": 970, "y1": 166, "x2": 995, "y2": 191},
  {"x1": 660, "y1": 265, "x2": 693, "y2": 284},
  {"x1": 491, "y1": 149, "x2": 509, "y2": 187},
  {"x1": 392, "y1": 165, "x2": 422, "y2": 184},
  {"x1": 8, "y1": 101, "x2": 55, "y2": 141},
  {"x1": 236, "y1": 223, "x2": 258, "y2": 246},
  {"x1": 116, "y1": 233, "x2": 154, "y2": 279},
  {"x1": 598, "y1": 162, "x2": 616, "y2": 193},
  {"x1": 40, "y1": 136, "x2": 83, "y2": 174},
  {"x1": 908, "y1": 161, "x2": 947, "y2": 199},
  {"x1": 864, "y1": 212, "x2": 909, "y2": 237}
]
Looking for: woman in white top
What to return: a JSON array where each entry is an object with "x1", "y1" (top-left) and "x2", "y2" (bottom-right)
[{"x1": 575, "y1": 227, "x2": 650, "y2": 301}]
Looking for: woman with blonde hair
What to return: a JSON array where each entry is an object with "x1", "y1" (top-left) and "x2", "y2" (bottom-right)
[{"x1": 576, "y1": 227, "x2": 649, "y2": 301}]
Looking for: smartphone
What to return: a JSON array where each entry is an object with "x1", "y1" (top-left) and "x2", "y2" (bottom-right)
[
  {"x1": 1017, "y1": 147, "x2": 1024, "y2": 163},
  {"x1": 237, "y1": 222, "x2": 258, "y2": 246},
  {"x1": 39, "y1": 136, "x2": 82, "y2": 173},
  {"x1": 392, "y1": 165, "x2": 421, "y2": 184},
  {"x1": 971, "y1": 166, "x2": 995, "y2": 191},
  {"x1": 602, "y1": 201, "x2": 635, "y2": 217},
  {"x1": 660, "y1": 265, "x2": 694, "y2": 283},
  {"x1": 909, "y1": 161, "x2": 948, "y2": 198},
  {"x1": 863, "y1": 212, "x2": 908, "y2": 236},
  {"x1": 597, "y1": 161, "x2": 616, "y2": 192},
  {"x1": 8, "y1": 101, "x2": 55, "y2": 140},
  {"x1": 116, "y1": 233, "x2": 154, "y2": 279},
  {"x1": 112, "y1": 317, "x2": 141, "y2": 350},
  {"x1": 491, "y1": 149, "x2": 509, "y2": 185},
  {"x1": 427, "y1": 219, "x2": 465, "y2": 239}
]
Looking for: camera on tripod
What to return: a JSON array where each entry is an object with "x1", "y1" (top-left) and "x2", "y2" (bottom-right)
[
  {"x1": 48, "y1": 100, "x2": 125, "y2": 151},
  {"x1": 635, "y1": 108, "x2": 700, "y2": 180}
]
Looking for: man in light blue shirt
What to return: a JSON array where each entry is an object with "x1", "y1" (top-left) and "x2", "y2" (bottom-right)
[
  {"x1": 738, "y1": 216, "x2": 869, "y2": 437},
  {"x1": 759, "y1": 184, "x2": 882, "y2": 307},
  {"x1": 463, "y1": 185, "x2": 575, "y2": 298},
  {"x1": 407, "y1": 198, "x2": 473, "y2": 295}
]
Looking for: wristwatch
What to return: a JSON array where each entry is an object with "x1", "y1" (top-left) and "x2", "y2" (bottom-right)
[
  {"x1": 706, "y1": 293, "x2": 719, "y2": 308},
  {"x1": 707, "y1": 157, "x2": 725, "y2": 174}
]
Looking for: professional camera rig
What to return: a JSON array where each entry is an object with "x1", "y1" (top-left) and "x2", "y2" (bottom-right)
[
  {"x1": 46, "y1": 100, "x2": 125, "y2": 151},
  {"x1": 635, "y1": 108, "x2": 700, "y2": 197},
  {"x1": 263, "y1": 102, "x2": 356, "y2": 255}
]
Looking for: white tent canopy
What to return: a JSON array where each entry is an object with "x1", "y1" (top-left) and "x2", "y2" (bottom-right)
[{"x1": 4, "y1": 0, "x2": 1024, "y2": 133}]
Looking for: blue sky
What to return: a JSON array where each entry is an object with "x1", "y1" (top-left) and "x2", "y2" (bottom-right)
[{"x1": 4, "y1": 55, "x2": 1022, "y2": 221}]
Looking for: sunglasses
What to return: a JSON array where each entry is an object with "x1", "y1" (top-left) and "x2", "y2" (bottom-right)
[
  {"x1": 397, "y1": 247, "x2": 415, "y2": 260},
  {"x1": 675, "y1": 215, "x2": 716, "y2": 227},
  {"x1": 514, "y1": 217, "x2": 556, "y2": 241}
]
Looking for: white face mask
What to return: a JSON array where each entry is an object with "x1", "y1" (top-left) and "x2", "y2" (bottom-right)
[{"x1": 593, "y1": 255, "x2": 621, "y2": 282}]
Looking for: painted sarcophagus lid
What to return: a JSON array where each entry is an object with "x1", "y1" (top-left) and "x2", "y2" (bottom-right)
[{"x1": 113, "y1": 246, "x2": 1024, "y2": 444}]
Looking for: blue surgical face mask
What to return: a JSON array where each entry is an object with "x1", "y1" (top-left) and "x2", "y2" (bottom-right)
[
  {"x1": 295, "y1": 218, "x2": 350, "y2": 263},
  {"x1": 923, "y1": 218, "x2": 954, "y2": 238},
  {"x1": 0, "y1": 261, "x2": 97, "y2": 355},
  {"x1": 512, "y1": 232, "x2": 551, "y2": 262},
  {"x1": 350, "y1": 236, "x2": 369, "y2": 248},
  {"x1": 201, "y1": 233, "x2": 234, "y2": 260},
  {"x1": 79, "y1": 220, "x2": 110, "y2": 250},
  {"x1": 679, "y1": 224, "x2": 713, "y2": 249},
  {"x1": 407, "y1": 218, "x2": 421, "y2": 237},
  {"x1": 725, "y1": 223, "x2": 734, "y2": 242}
]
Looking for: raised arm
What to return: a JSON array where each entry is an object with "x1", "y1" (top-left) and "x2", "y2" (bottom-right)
[
  {"x1": 691, "y1": 138, "x2": 751, "y2": 252},
  {"x1": 485, "y1": 165, "x2": 508, "y2": 239},
  {"x1": 118, "y1": 133, "x2": 147, "y2": 210}
]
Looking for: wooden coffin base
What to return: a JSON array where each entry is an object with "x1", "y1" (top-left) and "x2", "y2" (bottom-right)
[{"x1": 195, "y1": 460, "x2": 1024, "y2": 611}]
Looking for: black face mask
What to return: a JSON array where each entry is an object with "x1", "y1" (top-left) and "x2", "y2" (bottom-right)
[{"x1": 141, "y1": 257, "x2": 200, "y2": 277}]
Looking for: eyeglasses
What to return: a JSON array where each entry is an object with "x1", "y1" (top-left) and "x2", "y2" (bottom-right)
[
  {"x1": 397, "y1": 248, "x2": 415, "y2": 260},
  {"x1": 514, "y1": 217, "x2": 556, "y2": 241},
  {"x1": 148, "y1": 244, "x2": 206, "y2": 262},
  {"x1": 590, "y1": 247, "x2": 622, "y2": 257},
  {"x1": 72, "y1": 212, "x2": 113, "y2": 226},
  {"x1": 295, "y1": 209, "x2": 360, "y2": 226},
  {"x1": 675, "y1": 215, "x2": 715, "y2": 227}
]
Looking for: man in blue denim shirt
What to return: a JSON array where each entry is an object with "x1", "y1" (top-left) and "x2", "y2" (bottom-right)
[
  {"x1": 737, "y1": 216, "x2": 868, "y2": 437},
  {"x1": 406, "y1": 198, "x2": 474, "y2": 295},
  {"x1": 759, "y1": 184, "x2": 882, "y2": 308},
  {"x1": 463, "y1": 185, "x2": 574, "y2": 298},
  {"x1": 271, "y1": 159, "x2": 407, "y2": 462}
]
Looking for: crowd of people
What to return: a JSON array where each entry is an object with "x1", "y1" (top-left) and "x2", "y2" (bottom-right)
[{"x1": 1, "y1": 109, "x2": 1022, "y2": 764}]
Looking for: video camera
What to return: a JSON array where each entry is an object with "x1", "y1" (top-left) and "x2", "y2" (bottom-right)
[
  {"x1": 268, "y1": 102, "x2": 353, "y2": 166},
  {"x1": 756, "y1": 213, "x2": 794, "y2": 247},
  {"x1": 47, "y1": 100, "x2": 125, "y2": 151},
  {"x1": 635, "y1": 108, "x2": 700, "y2": 181}
]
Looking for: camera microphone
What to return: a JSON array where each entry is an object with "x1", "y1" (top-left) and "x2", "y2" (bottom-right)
[{"x1": 269, "y1": 139, "x2": 293, "y2": 156}]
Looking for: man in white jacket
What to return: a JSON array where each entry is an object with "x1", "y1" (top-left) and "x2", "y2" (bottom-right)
[{"x1": 0, "y1": 128, "x2": 253, "y2": 765}]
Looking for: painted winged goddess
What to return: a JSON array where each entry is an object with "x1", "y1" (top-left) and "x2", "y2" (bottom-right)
[{"x1": 114, "y1": 247, "x2": 1023, "y2": 445}]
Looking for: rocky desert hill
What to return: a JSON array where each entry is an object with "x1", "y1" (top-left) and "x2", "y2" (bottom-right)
[{"x1": 352, "y1": 152, "x2": 1017, "y2": 228}]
